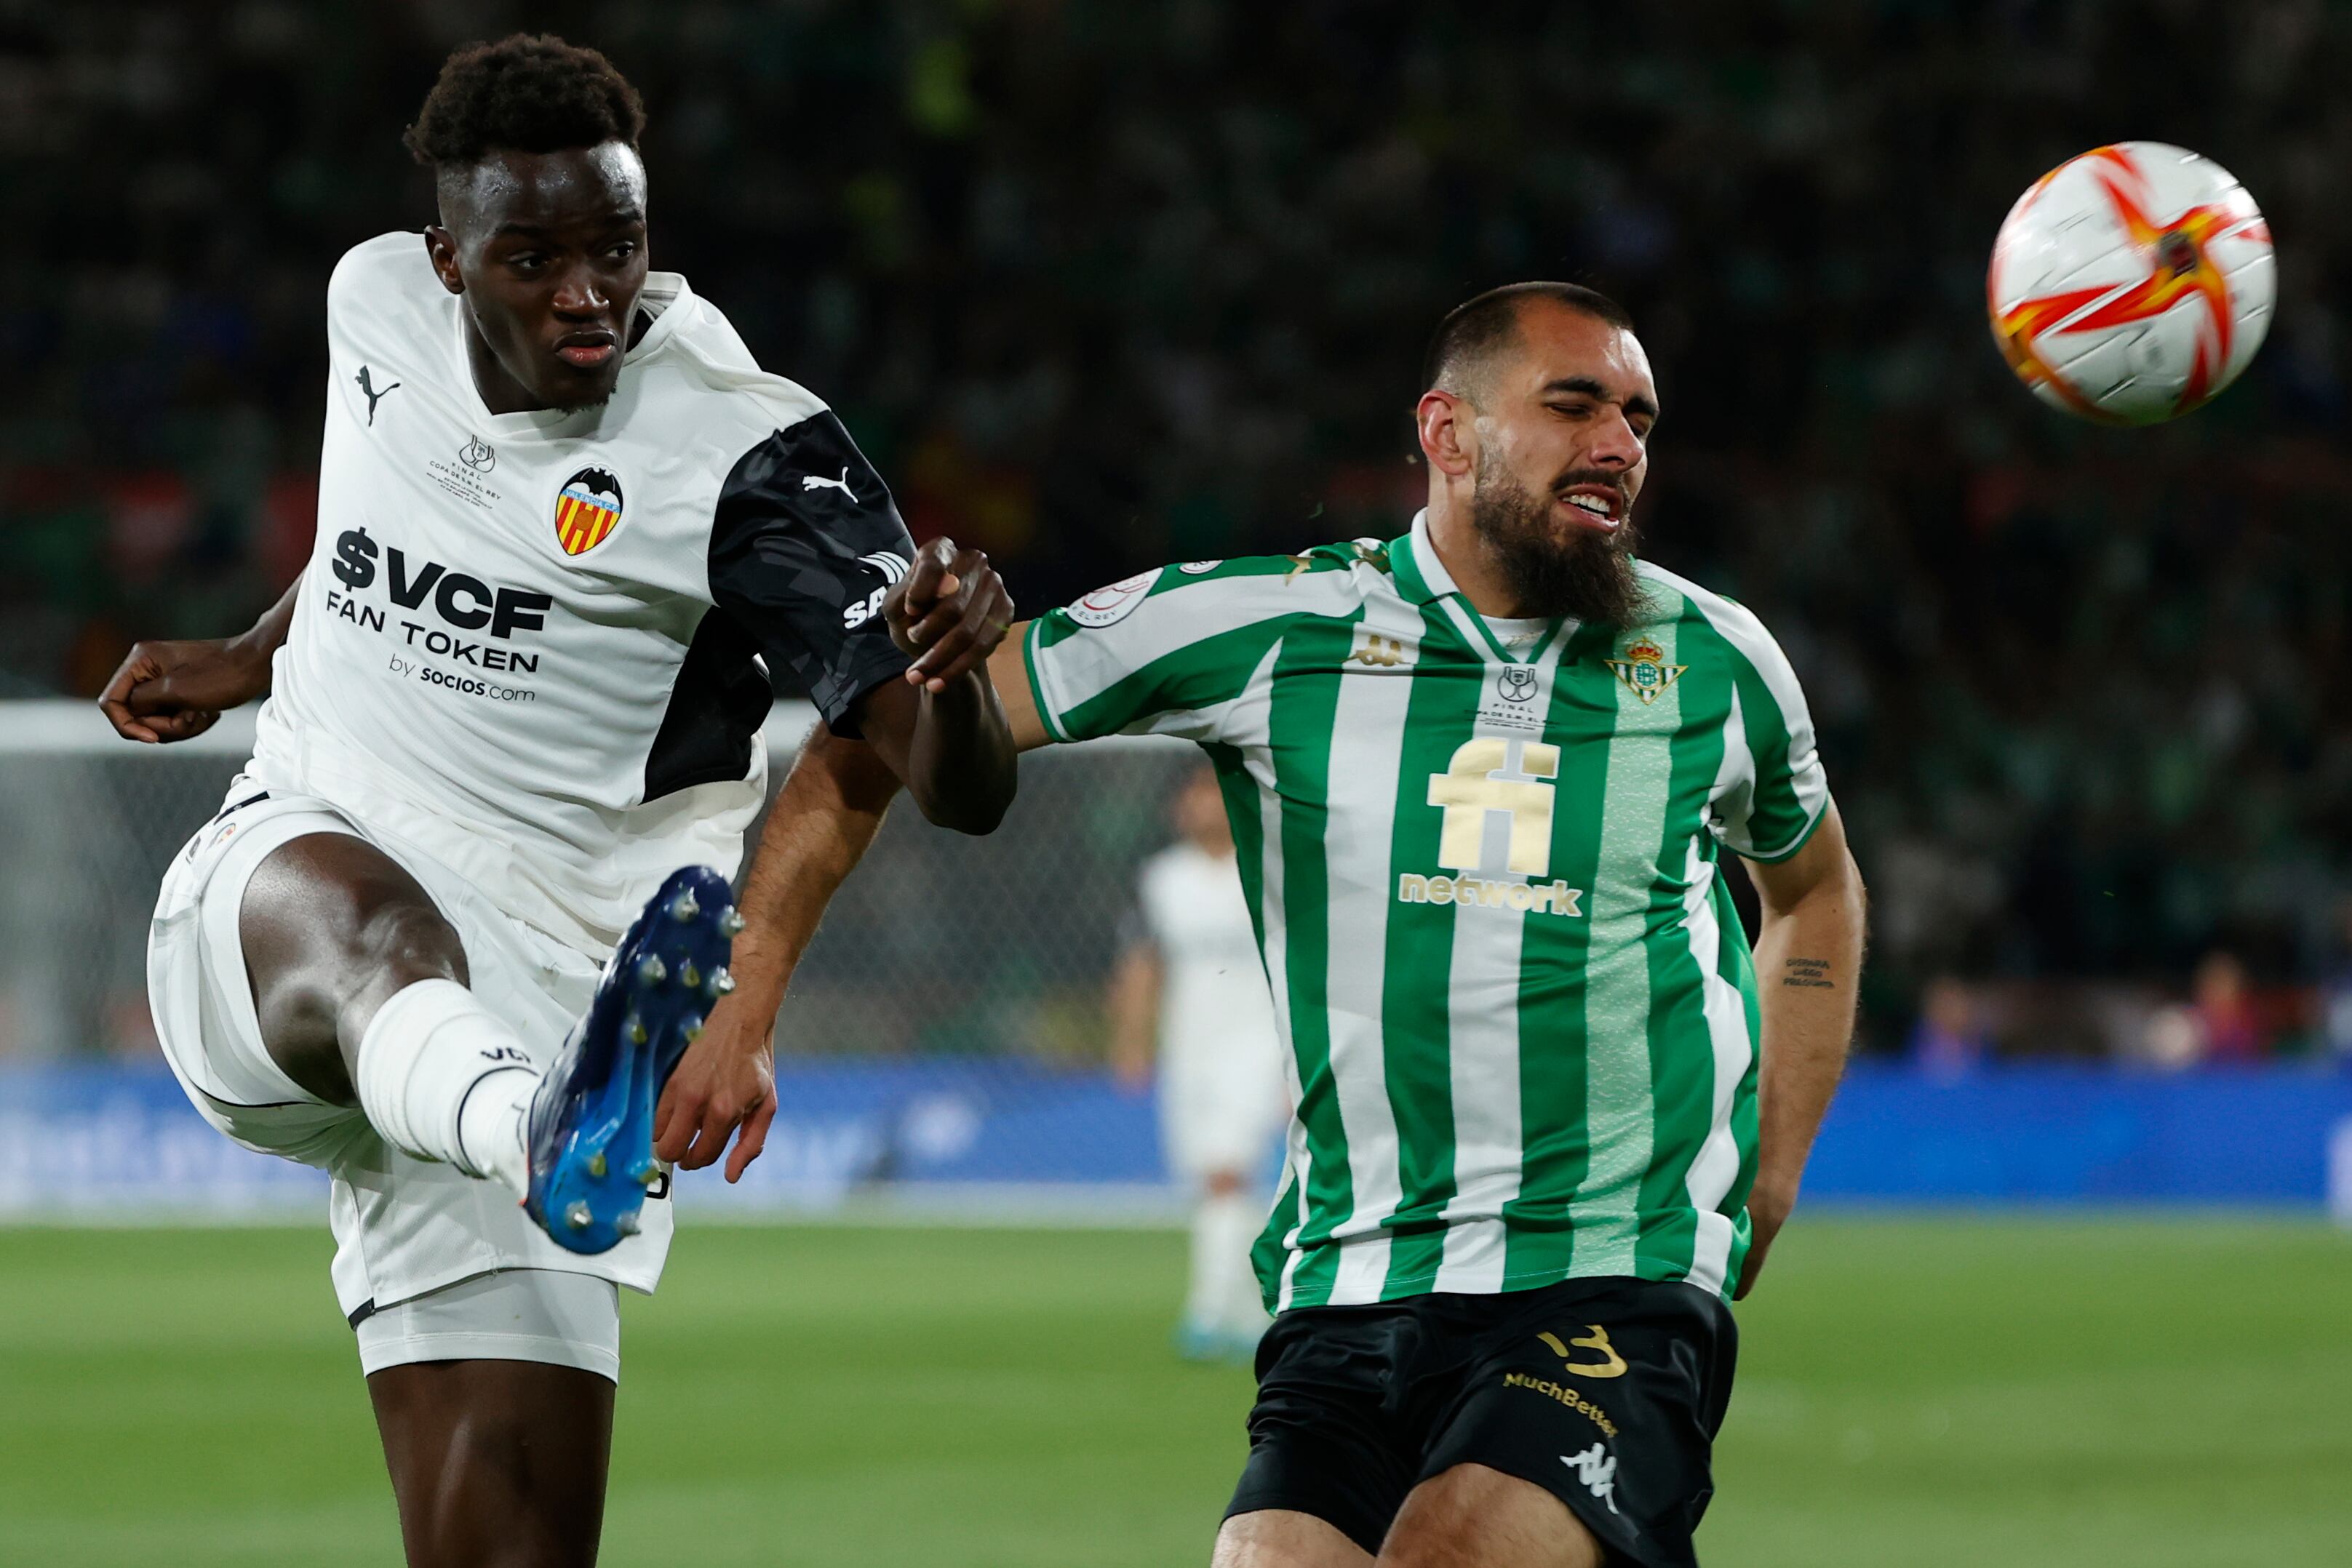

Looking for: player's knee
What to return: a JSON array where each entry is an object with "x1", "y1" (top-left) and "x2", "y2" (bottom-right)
[
  {"x1": 1379, "y1": 1465, "x2": 1600, "y2": 1568},
  {"x1": 343, "y1": 897, "x2": 466, "y2": 989},
  {"x1": 244, "y1": 835, "x2": 466, "y2": 995}
]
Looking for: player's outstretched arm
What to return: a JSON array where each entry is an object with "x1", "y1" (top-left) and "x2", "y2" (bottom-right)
[
  {"x1": 655, "y1": 607, "x2": 1058, "y2": 1177},
  {"x1": 1735, "y1": 804, "x2": 1867, "y2": 1300},
  {"x1": 97, "y1": 578, "x2": 299, "y2": 743},
  {"x1": 856, "y1": 537, "x2": 1021, "y2": 834},
  {"x1": 653, "y1": 721, "x2": 902, "y2": 1179}
]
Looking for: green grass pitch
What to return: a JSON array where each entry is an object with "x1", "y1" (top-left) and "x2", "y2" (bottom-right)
[{"x1": 1, "y1": 1215, "x2": 2346, "y2": 1566}]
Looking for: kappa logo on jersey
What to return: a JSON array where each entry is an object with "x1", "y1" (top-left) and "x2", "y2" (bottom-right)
[
  {"x1": 1606, "y1": 636, "x2": 1686, "y2": 705},
  {"x1": 1067, "y1": 571, "x2": 1157, "y2": 628},
  {"x1": 554, "y1": 467, "x2": 625, "y2": 556},
  {"x1": 841, "y1": 550, "x2": 909, "y2": 629},
  {"x1": 354, "y1": 365, "x2": 399, "y2": 425},
  {"x1": 1348, "y1": 624, "x2": 1417, "y2": 669}
]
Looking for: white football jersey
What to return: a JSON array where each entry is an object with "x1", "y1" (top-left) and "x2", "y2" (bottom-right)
[
  {"x1": 1136, "y1": 842, "x2": 1284, "y2": 1101},
  {"x1": 249, "y1": 233, "x2": 914, "y2": 953}
]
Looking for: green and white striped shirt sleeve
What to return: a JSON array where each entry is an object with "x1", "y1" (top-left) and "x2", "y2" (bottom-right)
[
  {"x1": 1024, "y1": 557, "x2": 1342, "y2": 745},
  {"x1": 1683, "y1": 585, "x2": 1831, "y2": 863}
]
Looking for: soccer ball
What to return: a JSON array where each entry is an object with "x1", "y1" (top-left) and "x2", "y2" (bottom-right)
[{"x1": 1988, "y1": 142, "x2": 2274, "y2": 424}]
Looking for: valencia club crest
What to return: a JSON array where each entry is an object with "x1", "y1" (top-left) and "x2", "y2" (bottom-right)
[{"x1": 554, "y1": 467, "x2": 624, "y2": 556}]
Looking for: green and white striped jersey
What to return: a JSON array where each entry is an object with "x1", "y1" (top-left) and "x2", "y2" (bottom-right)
[{"x1": 1024, "y1": 512, "x2": 1830, "y2": 1308}]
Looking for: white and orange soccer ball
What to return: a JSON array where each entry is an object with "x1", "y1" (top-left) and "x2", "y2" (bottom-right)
[{"x1": 1988, "y1": 142, "x2": 2274, "y2": 424}]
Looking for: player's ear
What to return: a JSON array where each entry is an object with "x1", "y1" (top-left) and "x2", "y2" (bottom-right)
[
  {"x1": 422, "y1": 225, "x2": 464, "y2": 295},
  {"x1": 1416, "y1": 389, "x2": 1475, "y2": 479}
]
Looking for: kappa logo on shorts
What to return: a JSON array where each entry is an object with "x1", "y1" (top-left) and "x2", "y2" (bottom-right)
[
  {"x1": 1538, "y1": 1324, "x2": 1628, "y2": 1379},
  {"x1": 1561, "y1": 1443, "x2": 1622, "y2": 1514}
]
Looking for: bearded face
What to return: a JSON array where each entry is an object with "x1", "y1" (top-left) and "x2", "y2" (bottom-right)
[{"x1": 1467, "y1": 447, "x2": 1650, "y2": 628}]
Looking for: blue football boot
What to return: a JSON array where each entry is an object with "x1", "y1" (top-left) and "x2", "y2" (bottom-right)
[{"x1": 524, "y1": 865, "x2": 741, "y2": 1254}]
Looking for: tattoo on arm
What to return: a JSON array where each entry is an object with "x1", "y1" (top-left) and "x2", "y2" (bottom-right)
[{"x1": 1782, "y1": 957, "x2": 1837, "y2": 990}]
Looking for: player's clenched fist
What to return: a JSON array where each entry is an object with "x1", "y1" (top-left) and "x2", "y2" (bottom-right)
[
  {"x1": 884, "y1": 536, "x2": 1015, "y2": 692},
  {"x1": 98, "y1": 634, "x2": 275, "y2": 744}
]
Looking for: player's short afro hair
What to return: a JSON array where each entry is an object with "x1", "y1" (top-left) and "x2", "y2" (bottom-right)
[{"x1": 403, "y1": 33, "x2": 645, "y2": 169}]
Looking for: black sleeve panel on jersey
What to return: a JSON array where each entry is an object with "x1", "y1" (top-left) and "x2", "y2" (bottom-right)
[
  {"x1": 642, "y1": 608, "x2": 772, "y2": 804},
  {"x1": 706, "y1": 411, "x2": 916, "y2": 740}
]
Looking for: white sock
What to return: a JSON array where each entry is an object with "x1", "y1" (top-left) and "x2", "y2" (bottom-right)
[
  {"x1": 1189, "y1": 1187, "x2": 1267, "y2": 1337},
  {"x1": 354, "y1": 978, "x2": 538, "y2": 1200}
]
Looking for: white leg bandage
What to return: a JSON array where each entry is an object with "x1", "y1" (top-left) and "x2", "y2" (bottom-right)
[{"x1": 354, "y1": 978, "x2": 538, "y2": 1200}]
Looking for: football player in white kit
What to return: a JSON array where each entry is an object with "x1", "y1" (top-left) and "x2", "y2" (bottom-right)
[
  {"x1": 96, "y1": 35, "x2": 1017, "y2": 1567},
  {"x1": 1109, "y1": 765, "x2": 1288, "y2": 1359}
]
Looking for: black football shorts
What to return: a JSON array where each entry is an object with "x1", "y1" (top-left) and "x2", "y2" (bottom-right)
[{"x1": 1224, "y1": 1276, "x2": 1737, "y2": 1567}]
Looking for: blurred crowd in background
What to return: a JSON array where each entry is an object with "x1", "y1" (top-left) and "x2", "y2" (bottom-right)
[{"x1": 5, "y1": 0, "x2": 2352, "y2": 1065}]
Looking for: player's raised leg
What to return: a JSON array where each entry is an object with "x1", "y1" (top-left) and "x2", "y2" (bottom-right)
[
  {"x1": 237, "y1": 830, "x2": 539, "y2": 1194},
  {"x1": 240, "y1": 834, "x2": 734, "y2": 1252}
]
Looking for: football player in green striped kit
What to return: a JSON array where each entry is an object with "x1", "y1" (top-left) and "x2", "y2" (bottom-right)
[{"x1": 752, "y1": 281, "x2": 1866, "y2": 1567}]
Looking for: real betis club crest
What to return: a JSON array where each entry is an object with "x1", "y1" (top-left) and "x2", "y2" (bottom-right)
[{"x1": 1604, "y1": 636, "x2": 1685, "y2": 705}]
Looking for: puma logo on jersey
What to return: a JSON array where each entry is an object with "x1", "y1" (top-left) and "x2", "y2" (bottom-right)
[
  {"x1": 801, "y1": 466, "x2": 857, "y2": 499},
  {"x1": 842, "y1": 550, "x2": 910, "y2": 628},
  {"x1": 355, "y1": 365, "x2": 400, "y2": 425}
]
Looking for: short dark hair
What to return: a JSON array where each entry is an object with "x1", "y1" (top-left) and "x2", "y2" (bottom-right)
[
  {"x1": 1422, "y1": 281, "x2": 1635, "y2": 395},
  {"x1": 403, "y1": 33, "x2": 645, "y2": 169}
]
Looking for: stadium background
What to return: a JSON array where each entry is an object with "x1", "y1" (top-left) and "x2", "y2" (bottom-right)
[{"x1": 1, "y1": 4, "x2": 2349, "y2": 1566}]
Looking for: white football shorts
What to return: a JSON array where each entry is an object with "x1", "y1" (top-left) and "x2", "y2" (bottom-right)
[
  {"x1": 354, "y1": 1267, "x2": 621, "y2": 1384},
  {"x1": 1158, "y1": 1036, "x2": 1288, "y2": 1182},
  {"x1": 146, "y1": 780, "x2": 674, "y2": 1359}
]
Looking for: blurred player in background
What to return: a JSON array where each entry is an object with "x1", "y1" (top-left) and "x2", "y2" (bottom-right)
[
  {"x1": 1109, "y1": 764, "x2": 1288, "y2": 1361},
  {"x1": 97, "y1": 34, "x2": 1014, "y2": 1568},
  {"x1": 771, "y1": 282, "x2": 1867, "y2": 1568}
]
